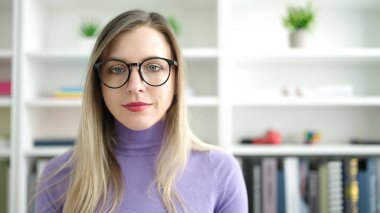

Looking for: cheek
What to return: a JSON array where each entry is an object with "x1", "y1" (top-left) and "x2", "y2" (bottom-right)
[{"x1": 101, "y1": 86, "x2": 117, "y2": 110}]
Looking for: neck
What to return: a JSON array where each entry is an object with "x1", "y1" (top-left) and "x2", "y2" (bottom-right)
[{"x1": 114, "y1": 120, "x2": 166, "y2": 157}]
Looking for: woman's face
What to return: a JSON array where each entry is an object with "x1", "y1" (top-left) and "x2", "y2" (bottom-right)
[{"x1": 100, "y1": 26, "x2": 176, "y2": 130}]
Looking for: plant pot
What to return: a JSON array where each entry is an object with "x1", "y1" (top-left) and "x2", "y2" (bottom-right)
[{"x1": 289, "y1": 30, "x2": 307, "y2": 48}]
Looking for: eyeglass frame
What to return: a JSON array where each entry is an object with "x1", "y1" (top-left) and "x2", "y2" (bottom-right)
[{"x1": 94, "y1": 56, "x2": 178, "y2": 89}]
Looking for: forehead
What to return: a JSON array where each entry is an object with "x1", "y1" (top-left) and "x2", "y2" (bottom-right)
[{"x1": 101, "y1": 26, "x2": 172, "y2": 61}]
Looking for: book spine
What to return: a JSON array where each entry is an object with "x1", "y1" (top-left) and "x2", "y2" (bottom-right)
[
  {"x1": 328, "y1": 161, "x2": 343, "y2": 213},
  {"x1": 344, "y1": 158, "x2": 359, "y2": 213},
  {"x1": 262, "y1": 158, "x2": 277, "y2": 213},
  {"x1": 358, "y1": 159, "x2": 369, "y2": 213},
  {"x1": 284, "y1": 157, "x2": 301, "y2": 213},
  {"x1": 277, "y1": 167, "x2": 285, "y2": 213},
  {"x1": 253, "y1": 161, "x2": 261, "y2": 213},
  {"x1": 242, "y1": 157, "x2": 253, "y2": 213},
  {"x1": 319, "y1": 161, "x2": 329, "y2": 213}
]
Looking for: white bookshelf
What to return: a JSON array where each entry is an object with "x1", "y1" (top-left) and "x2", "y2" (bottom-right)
[
  {"x1": 8, "y1": 0, "x2": 380, "y2": 212},
  {"x1": 0, "y1": 50, "x2": 12, "y2": 59},
  {"x1": 26, "y1": 98, "x2": 82, "y2": 108},
  {"x1": 233, "y1": 97, "x2": 380, "y2": 107},
  {"x1": 0, "y1": 149, "x2": 10, "y2": 158},
  {"x1": 188, "y1": 96, "x2": 219, "y2": 107},
  {"x1": 0, "y1": 97, "x2": 11, "y2": 107},
  {"x1": 0, "y1": 0, "x2": 13, "y2": 213},
  {"x1": 232, "y1": 144, "x2": 380, "y2": 157},
  {"x1": 25, "y1": 147, "x2": 71, "y2": 158}
]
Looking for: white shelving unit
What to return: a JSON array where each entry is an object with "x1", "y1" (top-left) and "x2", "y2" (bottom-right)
[
  {"x1": 232, "y1": 144, "x2": 380, "y2": 157},
  {"x1": 0, "y1": 0, "x2": 14, "y2": 212},
  {"x1": 6, "y1": 0, "x2": 380, "y2": 212},
  {"x1": 227, "y1": 0, "x2": 380, "y2": 154},
  {"x1": 0, "y1": 97, "x2": 11, "y2": 107}
]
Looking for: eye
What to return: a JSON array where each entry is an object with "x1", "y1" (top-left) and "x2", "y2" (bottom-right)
[
  {"x1": 146, "y1": 64, "x2": 162, "y2": 72},
  {"x1": 110, "y1": 66, "x2": 126, "y2": 74}
]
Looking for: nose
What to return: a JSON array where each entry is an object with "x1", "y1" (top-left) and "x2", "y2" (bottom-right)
[{"x1": 126, "y1": 66, "x2": 144, "y2": 93}]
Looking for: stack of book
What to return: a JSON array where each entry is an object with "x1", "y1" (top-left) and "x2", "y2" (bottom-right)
[
  {"x1": 0, "y1": 160, "x2": 9, "y2": 213},
  {"x1": 241, "y1": 157, "x2": 380, "y2": 213},
  {"x1": 0, "y1": 81, "x2": 11, "y2": 96},
  {"x1": 53, "y1": 86, "x2": 83, "y2": 99},
  {"x1": 34, "y1": 138, "x2": 75, "y2": 147}
]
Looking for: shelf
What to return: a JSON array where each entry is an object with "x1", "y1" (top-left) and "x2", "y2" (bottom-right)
[
  {"x1": 38, "y1": 0, "x2": 215, "y2": 10},
  {"x1": 234, "y1": 48, "x2": 380, "y2": 64},
  {"x1": 0, "y1": 148, "x2": 10, "y2": 158},
  {"x1": 236, "y1": 0, "x2": 380, "y2": 10},
  {"x1": 233, "y1": 97, "x2": 380, "y2": 107},
  {"x1": 231, "y1": 144, "x2": 380, "y2": 157},
  {"x1": 0, "y1": 97, "x2": 11, "y2": 107},
  {"x1": 27, "y1": 96, "x2": 218, "y2": 108},
  {"x1": 0, "y1": 50, "x2": 11, "y2": 61},
  {"x1": 27, "y1": 48, "x2": 218, "y2": 62},
  {"x1": 0, "y1": 49, "x2": 11, "y2": 58},
  {"x1": 182, "y1": 48, "x2": 218, "y2": 59},
  {"x1": 187, "y1": 96, "x2": 218, "y2": 106},
  {"x1": 25, "y1": 147, "x2": 71, "y2": 158},
  {"x1": 27, "y1": 98, "x2": 82, "y2": 108}
]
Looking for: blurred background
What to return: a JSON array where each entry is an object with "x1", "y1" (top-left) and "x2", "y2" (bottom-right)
[{"x1": 1, "y1": 0, "x2": 380, "y2": 212}]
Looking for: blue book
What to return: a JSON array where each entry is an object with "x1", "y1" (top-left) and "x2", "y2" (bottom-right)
[
  {"x1": 358, "y1": 159, "x2": 369, "y2": 213},
  {"x1": 34, "y1": 139, "x2": 75, "y2": 147},
  {"x1": 367, "y1": 159, "x2": 377, "y2": 213},
  {"x1": 277, "y1": 169, "x2": 285, "y2": 213},
  {"x1": 59, "y1": 86, "x2": 84, "y2": 92}
]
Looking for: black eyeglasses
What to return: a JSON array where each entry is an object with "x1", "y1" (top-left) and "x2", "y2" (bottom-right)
[{"x1": 94, "y1": 57, "x2": 177, "y2": 88}]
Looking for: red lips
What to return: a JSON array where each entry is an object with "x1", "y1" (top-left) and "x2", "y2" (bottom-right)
[{"x1": 123, "y1": 102, "x2": 151, "y2": 112}]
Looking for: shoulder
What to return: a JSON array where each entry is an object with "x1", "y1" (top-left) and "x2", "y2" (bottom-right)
[
  {"x1": 42, "y1": 150, "x2": 73, "y2": 177},
  {"x1": 35, "y1": 150, "x2": 73, "y2": 212},
  {"x1": 196, "y1": 149, "x2": 248, "y2": 212},
  {"x1": 190, "y1": 149, "x2": 240, "y2": 172}
]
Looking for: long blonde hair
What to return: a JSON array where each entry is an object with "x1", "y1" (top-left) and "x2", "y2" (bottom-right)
[{"x1": 42, "y1": 10, "x2": 214, "y2": 213}]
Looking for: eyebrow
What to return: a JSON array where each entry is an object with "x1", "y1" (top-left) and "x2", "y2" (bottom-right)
[{"x1": 105, "y1": 55, "x2": 166, "y2": 62}]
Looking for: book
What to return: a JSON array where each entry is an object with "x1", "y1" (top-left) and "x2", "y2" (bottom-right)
[
  {"x1": 277, "y1": 166, "x2": 285, "y2": 213},
  {"x1": 328, "y1": 161, "x2": 343, "y2": 213},
  {"x1": 358, "y1": 159, "x2": 369, "y2": 213},
  {"x1": 241, "y1": 157, "x2": 262, "y2": 213},
  {"x1": 262, "y1": 158, "x2": 277, "y2": 213},
  {"x1": 319, "y1": 161, "x2": 328, "y2": 213},
  {"x1": 343, "y1": 158, "x2": 359, "y2": 213},
  {"x1": 241, "y1": 157, "x2": 254, "y2": 213},
  {"x1": 34, "y1": 138, "x2": 75, "y2": 147},
  {"x1": 308, "y1": 168, "x2": 319, "y2": 213},
  {"x1": 284, "y1": 157, "x2": 301, "y2": 213},
  {"x1": 0, "y1": 81, "x2": 11, "y2": 95},
  {"x1": 253, "y1": 161, "x2": 261, "y2": 213},
  {"x1": 0, "y1": 160, "x2": 9, "y2": 213},
  {"x1": 52, "y1": 86, "x2": 84, "y2": 99}
]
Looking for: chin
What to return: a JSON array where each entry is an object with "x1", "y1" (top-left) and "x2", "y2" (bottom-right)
[{"x1": 122, "y1": 119, "x2": 156, "y2": 131}]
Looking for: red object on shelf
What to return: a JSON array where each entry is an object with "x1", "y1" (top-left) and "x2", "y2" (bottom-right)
[
  {"x1": 0, "y1": 81, "x2": 11, "y2": 95},
  {"x1": 252, "y1": 129, "x2": 282, "y2": 145}
]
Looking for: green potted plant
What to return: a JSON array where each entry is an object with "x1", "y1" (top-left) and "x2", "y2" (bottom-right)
[
  {"x1": 167, "y1": 15, "x2": 182, "y2": 37},
  {"x1": 283, "y1": 1, "x2": 315, "y2": 48},
  {"x1": 79, "y1": 17, "x2": 100, "y2": 49}
]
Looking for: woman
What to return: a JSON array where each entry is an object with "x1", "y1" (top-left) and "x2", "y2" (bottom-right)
[{"x1": 36, "y1": 10, "x2": 247, "y2": 213}]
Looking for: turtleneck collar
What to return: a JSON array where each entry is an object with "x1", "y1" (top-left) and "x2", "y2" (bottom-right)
[{"x1": 114, "y1": 119, "x2": 166, "y2": 157}]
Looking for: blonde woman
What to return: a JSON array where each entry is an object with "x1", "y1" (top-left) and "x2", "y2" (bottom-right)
[{"x1": 36, "y1": 10, "x2": 247, "y2": 213}]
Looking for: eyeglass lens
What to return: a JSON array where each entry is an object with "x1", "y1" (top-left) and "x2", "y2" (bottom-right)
[{"x1": 98, "y1": 58, "x2": 171, "y2": 87}]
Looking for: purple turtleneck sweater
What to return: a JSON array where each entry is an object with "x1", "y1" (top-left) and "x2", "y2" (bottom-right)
[{"x1": 36, "y1": 120, "x2": 248, "y2": 212}]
